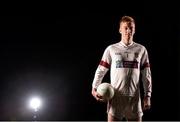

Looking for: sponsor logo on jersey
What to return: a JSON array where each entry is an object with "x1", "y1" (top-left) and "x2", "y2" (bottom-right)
[
  {"x1": 123, "y1": 61, "x2": 138, "y2": 68},
  {"x1": 116, "y1": 60, "x2": 138, "y2": 68},
  {"x1": 115, "y1": 52, "x2": 121, "y2": 55}
]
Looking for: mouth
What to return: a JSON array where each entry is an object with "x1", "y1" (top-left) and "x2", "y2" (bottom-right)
[{"x1": 125, "y1": 33, "x2": 131, "y2": 36}]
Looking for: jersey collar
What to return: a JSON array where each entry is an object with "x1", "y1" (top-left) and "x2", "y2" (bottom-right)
[{"x1": 120, "y1": 41, "x2": 134, "y2": 48}]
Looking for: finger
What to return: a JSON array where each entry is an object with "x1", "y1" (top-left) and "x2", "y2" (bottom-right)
[
  {"x1": 96, "y1": 97, "x2": 106, "y2": 102},
  {"x1": 97, "y1": 95, "x2": 103, "y2": 99},
  {"x1": 98, "y1": 98, "x2": 106, "y2": 102},
  {"x1": 147, "y1": 105, "x2": 151, "y2": 109},
  {"x1": 143, "y1": 105, "x2": 151, "y2": 110}
]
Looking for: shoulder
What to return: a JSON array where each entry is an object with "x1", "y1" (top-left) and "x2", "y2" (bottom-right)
[
  {"x1": 105, "y1": 42, "x2": 120, "y2": 50},
  {"x1": 133, "y1": 42, "x2": 147, "y2": 51}
]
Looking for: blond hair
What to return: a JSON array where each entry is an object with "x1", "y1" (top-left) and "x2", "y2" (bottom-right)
[{"x1": 120, "y1": 16, "x2": 135, "y2": 25}]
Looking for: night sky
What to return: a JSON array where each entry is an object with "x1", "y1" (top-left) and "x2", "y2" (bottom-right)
[{"x1": 0, "y1": 2, "x2": 179, "y2": 121}]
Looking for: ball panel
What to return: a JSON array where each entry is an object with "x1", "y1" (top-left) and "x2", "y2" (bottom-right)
[{"x1": 97, "y1": 83, "x2": 114, "y2": 100}]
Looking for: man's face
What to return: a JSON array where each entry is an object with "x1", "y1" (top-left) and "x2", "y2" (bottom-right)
[{"x1": 119, "y1": 22, "x2": 135, "y2": 39}]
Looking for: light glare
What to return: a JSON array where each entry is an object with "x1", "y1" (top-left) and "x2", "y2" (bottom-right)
[{"x1": 30, "y1": 97, "x2": 41, "y2": 111}]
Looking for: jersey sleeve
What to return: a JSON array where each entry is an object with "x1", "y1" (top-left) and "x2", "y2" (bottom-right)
[
  {"x1": 140, "y1": 47, "x2": 152, "y2": 97},
  {"x1": 92, "y1": 46, "x2": 111, "y2": 89}
]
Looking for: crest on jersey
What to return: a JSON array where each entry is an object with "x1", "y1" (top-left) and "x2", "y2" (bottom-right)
[{"x1": 134, "y1": 52, "x2": 139, "y2": 58}]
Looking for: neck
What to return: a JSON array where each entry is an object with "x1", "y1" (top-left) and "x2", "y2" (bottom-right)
[{"x1": 121, "y1": 38, "x2": 133, "y2": 46}]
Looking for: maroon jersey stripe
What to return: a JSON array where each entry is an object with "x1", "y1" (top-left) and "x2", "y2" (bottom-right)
[
  {"x1": 99, "y1": 61, "x2": 110, "y2": 68},
  {"x1": 141, "y1": 62, "x2": 150, "y2": 70}
]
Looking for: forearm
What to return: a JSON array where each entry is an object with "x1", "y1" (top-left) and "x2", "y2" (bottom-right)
[
  {"x1": 92, "y1": 65, "x2": 109, "y2": 88},
  {"x1": 141, "y1": 68, "x2": 152, "y2": 97}
]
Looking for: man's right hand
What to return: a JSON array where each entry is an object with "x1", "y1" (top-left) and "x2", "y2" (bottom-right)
[{"x1": 91, "y1": 88, "x2": 106, "y2": 102}]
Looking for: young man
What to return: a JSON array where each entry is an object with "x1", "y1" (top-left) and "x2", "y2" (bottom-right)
[{"x1": 91, "y1": 16, "x2": 152, "y2": 122}]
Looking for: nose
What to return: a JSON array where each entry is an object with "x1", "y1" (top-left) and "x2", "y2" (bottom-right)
[{"x1": 127, "y1": 28, "x2": 131, "y2": 33}]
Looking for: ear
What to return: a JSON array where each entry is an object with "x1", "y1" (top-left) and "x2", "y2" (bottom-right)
[
  {"x1": 119, "y1": 28, "x2": 121, "y2": 34},
  {"x1": 132, "y1": 29, "x2": 135, "y2": 35}
]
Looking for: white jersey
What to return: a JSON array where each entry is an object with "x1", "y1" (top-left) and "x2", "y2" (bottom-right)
[{"x1": 92, "y1": 41, "x2": 152, "y2": 97}]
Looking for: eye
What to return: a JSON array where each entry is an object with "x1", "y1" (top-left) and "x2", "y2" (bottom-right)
[{"x1": 125, "y1": 27, "x2": 129, "y2": 30}]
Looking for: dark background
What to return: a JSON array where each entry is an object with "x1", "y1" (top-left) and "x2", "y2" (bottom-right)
[{"x1": 0, "y1": 1, "x2": 179, "y2": 121}]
